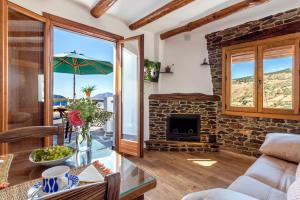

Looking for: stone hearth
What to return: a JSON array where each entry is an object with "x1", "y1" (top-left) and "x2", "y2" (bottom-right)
[{"x1": 146, "y1": 93, "x2": 220, "y2": 152}]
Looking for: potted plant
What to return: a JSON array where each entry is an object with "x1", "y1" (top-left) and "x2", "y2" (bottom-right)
[
  {"x1": 67, "y1": 98, "x2": 112, "y2": 151},
  {"x1": 81, "y1": 85, "x2": 96, "y2": 97}
]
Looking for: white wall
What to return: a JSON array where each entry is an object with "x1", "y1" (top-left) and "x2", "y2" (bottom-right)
[{"x1": 158, "y1": 32, "x2": 213, "y2": 95}]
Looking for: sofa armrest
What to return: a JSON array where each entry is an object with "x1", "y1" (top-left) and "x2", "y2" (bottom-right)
[{"x1": 182, "y1": 188, "x2": 258, "y2": 200}]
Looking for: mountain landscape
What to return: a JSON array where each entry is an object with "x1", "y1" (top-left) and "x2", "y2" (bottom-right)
[
  {"x1": 231, "y1": 68, "x2": 292, "y2": 109},
  {"x1": 92, "y1": 92, "x2": 114, "y2": 100}
]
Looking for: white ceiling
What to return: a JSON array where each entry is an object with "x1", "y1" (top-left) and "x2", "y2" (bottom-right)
[
  {"x1": 71, "y1": 0, "x2": 300, "y2": 34},
  {"x1": 72, "y1": 0, "x2": 244, "y2": 33}
]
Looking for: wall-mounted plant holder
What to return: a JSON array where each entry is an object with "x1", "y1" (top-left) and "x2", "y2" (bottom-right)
[
  {"x1": 160, "y1": 64, "x2": 174, "y2": 74},
  {"x1": 201, "y1": 58, "x2": 211, "y2": 66}
]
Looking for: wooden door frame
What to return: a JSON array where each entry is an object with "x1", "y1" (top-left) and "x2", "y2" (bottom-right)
[
  {"x1": 43, "y1": 13, "x2": 126, "y2": 151},
  {"x1": 116, "y1": 35, "x2": 144, "y2": 157},
  {"x1": 43, "y1": 13, "x2": 123, "y2": 43},
  {"x1": 0, "y1": 0, "x2": 8, "y2": 154}
]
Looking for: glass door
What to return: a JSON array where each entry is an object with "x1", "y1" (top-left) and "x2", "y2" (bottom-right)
[
  {"x1": 7, "y1": 8, "x2": 45, "y2": 130},
  {"x1": 0, "y1": 2, "x2": 50, "y2": 153},
  {"x1": 116, "y1": 35, "x2": 144, "y2": 157}
]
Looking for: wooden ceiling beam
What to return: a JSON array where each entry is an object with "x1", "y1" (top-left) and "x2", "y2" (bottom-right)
[
  {"x1": 160, "y1": 0, "x2": 270, "y2": 40},
  {"x1": 129, "y1": 0, "x2": 194, "y2": 30},
  {"x1": 90, "y1": 0, "x2": 117, "y2": 18}
]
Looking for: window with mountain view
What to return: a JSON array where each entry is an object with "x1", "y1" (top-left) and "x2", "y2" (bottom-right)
[
  {"x1": 263, "y1": 45, "x2": 294, "y2": 109},
  {"x1": 230, "y1": 50, "x2": 256, "y2": 108},
  {"x1": 223, "y1": 36, "x2": 300, "y2": 118}
]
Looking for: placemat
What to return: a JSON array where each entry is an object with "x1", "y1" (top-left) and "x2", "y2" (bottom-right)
[
  {"x1": 0, "y1": 163, "x2": 108, "y2": 200},
  {"x1": 0, "y1": 154, "x2": 14, "y2": 183}
]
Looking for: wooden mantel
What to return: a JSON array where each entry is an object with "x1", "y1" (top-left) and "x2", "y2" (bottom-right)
[{"x1": 149, "y1": 93, "x2": 220, "y2": 101}]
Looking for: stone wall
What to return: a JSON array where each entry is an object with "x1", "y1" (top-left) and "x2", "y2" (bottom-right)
[
  {"x1": 205, "y1": 7, "x2": 300, "y2": 156},
  {"x1": 147, "y1": 93, "x2": 220, "y2": 152}
]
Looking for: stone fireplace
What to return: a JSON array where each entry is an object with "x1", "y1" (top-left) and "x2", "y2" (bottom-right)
[
  {"x1": 167, "y1": 114, "x2": 200, "y2": 142},
  {"x1": 145, "y1": 93, "x2": 220, "y2": 152}
]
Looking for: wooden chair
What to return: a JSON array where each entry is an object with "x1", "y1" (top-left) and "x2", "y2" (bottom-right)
[
  {"x1": 41, "y1": 173, "x2": 121, "y2": 200},
  {"x1": 0, "y1": 126, "x2": 64, "y2": 155}
]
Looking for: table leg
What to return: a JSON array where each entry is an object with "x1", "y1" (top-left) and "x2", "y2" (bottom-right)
[
  {"x1": 69, "y1": 126, "x2": 73, "y2": 143},
  {"x1": 65, "y1": 121, "x2": 69, "y2": 139}
]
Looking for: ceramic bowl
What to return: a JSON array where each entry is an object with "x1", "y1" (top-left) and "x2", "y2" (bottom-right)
[{"x1": 29, "y1": 147, "x2": 76, "y2": 167}]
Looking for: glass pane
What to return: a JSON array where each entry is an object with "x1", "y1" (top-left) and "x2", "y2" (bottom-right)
[
  {"x1": 7, "y1": 9, "x2": 45, "y2": 129},
  {"x1": 121, "y1": 40, "x2": 139, "y2": 141},
  {"x1": 263, "y1": 45, "x2": 294, "y2": 109},
  {"x1": 230, "y1": 50, "x2": 255, "y2": 107},
  {"x1": 52, "y1": 28, "x2": 115, "y2": 148}
]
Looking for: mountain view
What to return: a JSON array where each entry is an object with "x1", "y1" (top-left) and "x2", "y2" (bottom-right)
[
  {"x1": 92, "y1": 92, "x2": 114, "y2": 100},
  {"x1": 231, "y1": 68, "x2": 292, "y2": 109}
]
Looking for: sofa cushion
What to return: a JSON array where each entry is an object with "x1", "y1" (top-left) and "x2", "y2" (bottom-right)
[
  {"x1": 260, "y1": 133, "x2": 300, "y2": 163},
  {"x1": 287, "y1": 179, "x2": 300, "y2": 200},
  {"x1": 296, "y1": 163, "x2": 300, "y2": 180},
  {"x1": 244, "y1": 155, "x2": 297, "y2": 192},
  {"x1": 228, "y1": 176, "x2": 286, "y2": 200},
  {"x1": 182, "y1": 188, "x2": 258, "y2": 200}
]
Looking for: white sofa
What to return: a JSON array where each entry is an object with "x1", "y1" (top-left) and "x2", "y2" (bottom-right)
[{"x1": 182, "y1": 133, "x2": 300, "y2": 200}]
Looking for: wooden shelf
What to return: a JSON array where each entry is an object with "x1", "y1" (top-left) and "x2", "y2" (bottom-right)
[{"x1": 160, "y1": 71, "x2": 173, "y2": 74}]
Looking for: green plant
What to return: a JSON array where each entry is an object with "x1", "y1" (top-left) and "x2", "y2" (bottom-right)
[
  {"x1": 81, "y1": 85, "x2": 96, "y2": 94},
  {"x1": 67, "y1": 98, "x2": 113, "y2": 143}
]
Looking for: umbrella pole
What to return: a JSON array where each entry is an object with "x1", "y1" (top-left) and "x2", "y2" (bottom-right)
[{"x1": 73, "y1": 67, "x2": 76, "y2": 99}]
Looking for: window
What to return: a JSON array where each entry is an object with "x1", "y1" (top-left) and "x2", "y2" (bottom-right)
[
  {"x1": 261, "y1": 44, "x2": 294, "y2": 111},
  {"x1": 226, "y1": 48, "x2": 257, "y2": 112},
  {"x1": 223, "y1": 35, "x2": 300, "y2": 119}
]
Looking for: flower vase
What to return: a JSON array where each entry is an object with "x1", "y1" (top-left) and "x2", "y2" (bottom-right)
[{"x1": 76, "y1": 124, "x2": 92, "y2": 152}]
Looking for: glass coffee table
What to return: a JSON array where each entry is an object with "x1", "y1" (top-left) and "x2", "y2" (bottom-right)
[{"x1": 7, "y1": 140, "x2": 156, "y2": 200}]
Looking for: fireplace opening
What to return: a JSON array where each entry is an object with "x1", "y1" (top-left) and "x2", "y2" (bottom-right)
[{"x1": 167, "y1": 114, "x2": 200, "y2": 142}]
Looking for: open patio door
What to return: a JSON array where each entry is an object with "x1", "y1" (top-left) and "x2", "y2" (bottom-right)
[{"x1": 116, "y1": 35, "x2": 144, "y2": 157}]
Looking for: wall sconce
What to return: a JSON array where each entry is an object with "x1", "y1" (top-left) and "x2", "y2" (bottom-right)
[{"x1": 201, "y1": 58, "x2": 211, "y2": 66}]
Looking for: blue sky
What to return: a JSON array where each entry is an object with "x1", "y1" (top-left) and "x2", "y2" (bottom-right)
[
  {"x1": 232, "y1": 56, "x2": 292, "y2": 79},
  {"x1": 53, "y1": 28, "x2": 115, "y2": 98}
]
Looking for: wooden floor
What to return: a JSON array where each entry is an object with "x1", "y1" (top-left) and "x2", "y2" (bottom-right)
[{"x1": 127, "y1": 150, "x2": 256, "y2": 200}]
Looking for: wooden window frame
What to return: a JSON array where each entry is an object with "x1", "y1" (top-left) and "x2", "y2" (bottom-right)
[
  {"x1": 222, "y1": 33, "x2": 300, "y2": 120},
  {"x1": 258, "y1": 40, "x2": 298, "y2": 115},
  {"x1": 225, "y1": 47, "x2": 258, "y2": 113}
]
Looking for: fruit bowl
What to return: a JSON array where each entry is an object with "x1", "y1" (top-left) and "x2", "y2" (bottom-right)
[{"x1": 29, "y1": 146, "x2": 76, "y2": 167}]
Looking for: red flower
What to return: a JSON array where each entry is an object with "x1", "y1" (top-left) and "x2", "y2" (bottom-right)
[
  {"x1": 93, "y1": 160, "x2": 104, "y2": 168},
  {"x1": 103, "y1": 168, "x2": 112, "y2": 174},
  {"x1": 68, "y1": 110, "x2": 84, "y2": 126}
]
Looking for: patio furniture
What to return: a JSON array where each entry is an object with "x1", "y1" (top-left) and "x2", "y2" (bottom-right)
[
  {"x1": 52, "y1": 107, "x2": 73, "y2": 142},
  {"x1": 0, "y1": 126, "x2": 64, "y2": 154}
]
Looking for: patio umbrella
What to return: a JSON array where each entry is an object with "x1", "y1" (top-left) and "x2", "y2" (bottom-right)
[{"x1": 53, "y1": 51, "x2": 113, "y2": 99}]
